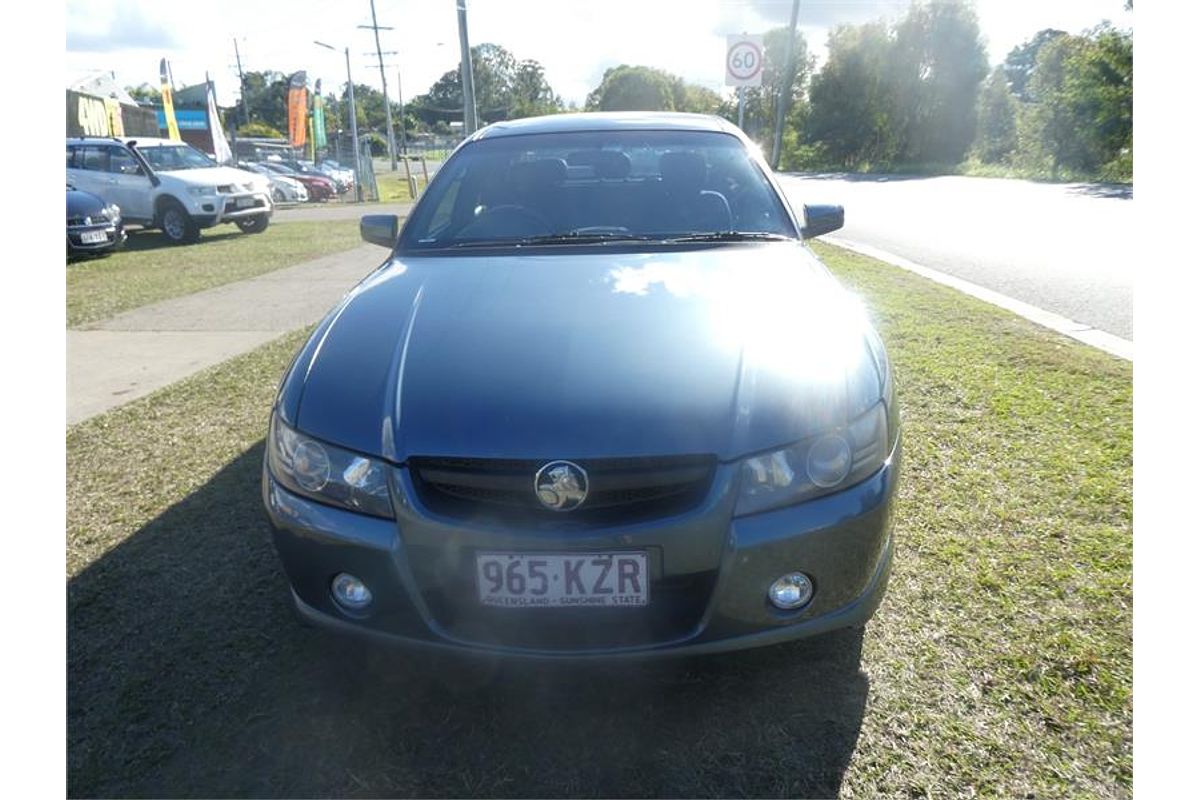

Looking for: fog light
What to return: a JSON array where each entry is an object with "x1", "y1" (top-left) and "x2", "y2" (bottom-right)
[
  {"x1": 331, "y1": 573, "x2": 372, "y2": 610},
  {"x1": 768, "y1": 572, "x2": 814, "y2": 610}
]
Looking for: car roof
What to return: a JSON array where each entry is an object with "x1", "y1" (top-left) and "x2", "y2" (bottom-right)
[
  {"x1": 66, "y1": 136, "x2": 184, "y2": 148},
  {"x1": 117, "y1": 136, "x2": 182, "y2": 148},
  {"x1": 469, "y1": 111, "x2": 744, "y2": 142}
]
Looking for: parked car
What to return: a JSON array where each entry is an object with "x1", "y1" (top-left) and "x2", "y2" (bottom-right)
[
  {"x1": 66, "y1": 137, "x2": 273, "y2": 244},
  {"x1": 66, "y1": 183, "x2": 125, "y2": 259},
  {"x1": 259, "y1": 162, "x2": 336, "y2": 202},
  {"x1": 239, "y1": 161, "x2": 309, "y2": 204},
  {"x1": 302, "y1": 159, "x2": 353, "y2": 193},
  {"x1": 262, "y1": 112, "x2": 900, "y2": 659}
]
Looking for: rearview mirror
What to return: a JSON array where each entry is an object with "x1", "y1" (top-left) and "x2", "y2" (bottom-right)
[
  {"x1": 360, "y1": 214, "x2": 399, "y2": 249},
  {"x1": 800, "y1": 204, "x2": 844, "y2": 239}
]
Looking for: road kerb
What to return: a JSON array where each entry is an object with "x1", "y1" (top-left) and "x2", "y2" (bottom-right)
[{"x1": 825, "y1": 236, "x2": 1133, "y2": 362}]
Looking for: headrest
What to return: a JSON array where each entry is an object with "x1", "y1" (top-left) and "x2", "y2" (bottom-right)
[
  {"x1": 595, "y1": 150, "x2": 632, "y2": 179},
  {"x1": 509, "y1": 158, "x2": 567, "y2": 192},
  {"x1": 659, "y1": 151, "x2": 707, "y2": 191}
]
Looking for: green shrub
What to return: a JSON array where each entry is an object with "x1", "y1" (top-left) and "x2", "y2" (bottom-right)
[{"x1": 235, "y1": 121, "x2": 284, "y2": 139}]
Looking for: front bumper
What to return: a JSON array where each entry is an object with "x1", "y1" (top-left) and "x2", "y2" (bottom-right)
[
  {"x1": 67, "y1": 220, "x2": 125, "y2": 254},
  {"x1": 188, "y1": 191, "x2": 272, "y2": 226},
  {"x1": 263, "y1": 440, "x2": 900, "y2": 659}
]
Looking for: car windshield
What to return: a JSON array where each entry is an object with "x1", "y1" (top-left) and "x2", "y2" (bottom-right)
[
  {"x1": 139, "y1": 144, "x2": 217, "y2": 171},
  {"x1": 400, "y1": 129, "x2": 797, "y2": 250}
]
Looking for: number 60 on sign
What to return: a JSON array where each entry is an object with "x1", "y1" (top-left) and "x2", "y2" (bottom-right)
[{"x1": 726, "y1": 34, "x2": 764, "y2": 87}]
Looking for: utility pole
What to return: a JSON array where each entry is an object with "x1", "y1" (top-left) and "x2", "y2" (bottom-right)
[
  {"x1": 232, "y1": 38, "x2": 249, "y2": 125},
  {"x1": 456, "y1": 0, "x2": 478, "y2": 134},
  {"x1": 359, "y1": 0, "x2": 398, "y2": 171},
  {"x1": 770, "y1": 0, "x2": 800, "y2": 170},
  {"x1": 345, "y1": 47, "x2": 362, "y2": 201},
  {"x1": 396, "y1": 69, "x2": 407, "y2": 155}
]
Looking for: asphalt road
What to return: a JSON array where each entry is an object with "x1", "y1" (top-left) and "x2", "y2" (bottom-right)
[{"x1": 775, "y1": 174, "x2": 1134, "y2": 340}]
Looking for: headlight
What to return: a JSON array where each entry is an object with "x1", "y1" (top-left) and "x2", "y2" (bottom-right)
[
  {"x1": 735, "y1": 402, "x2": 890, "y2": 516},
  {"x1": 267, "y1": 415, "x2": 394, "y2": 518},
  {"x1": 186, "y1": 186, "x2": 217, "y2": 197}
]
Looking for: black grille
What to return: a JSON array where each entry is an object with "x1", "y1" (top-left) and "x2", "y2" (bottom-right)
[
  {"x1": 409, "y1": 454, "x2": 716, "y2": 524},
  {"x1": 67, "y1": 216, "x2": 108, "y2": 227}
]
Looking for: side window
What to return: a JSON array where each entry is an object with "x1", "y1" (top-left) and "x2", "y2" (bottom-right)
[
  {"x1": 66, "y1": 145, "x2": 77, "y2": 169},
  {"x1": 426, "y1": 175, "x2": 461, "y2": 235},
  {"x1": 108, "y1": 147, "x2": 140, "y2": 175},
  {"x1": 79, "y1": 146, "x2": 109, "y2": 172}
]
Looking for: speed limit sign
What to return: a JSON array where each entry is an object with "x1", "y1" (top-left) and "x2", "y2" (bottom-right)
[{"x1": 726, "y1": 34, "x2": 764, "y2": 87}]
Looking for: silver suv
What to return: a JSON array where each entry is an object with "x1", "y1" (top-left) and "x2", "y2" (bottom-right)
[{"x1": 66, "y1": 137, "x2": 273, "y2": 244}]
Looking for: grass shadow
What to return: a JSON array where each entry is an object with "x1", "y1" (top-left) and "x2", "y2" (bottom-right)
[
  {"x1": 69, "y1": 444, "x2": 868, "y2": 798},
  {"x1": 781, "y1": 170, "x2": 933, "y2": 183},
  {"x1": 119, "y1": 228, "x2": 247, "y2": 252},
  {"x1": 1065, "y1": 183, "x2": 1133, "y2": 199}
]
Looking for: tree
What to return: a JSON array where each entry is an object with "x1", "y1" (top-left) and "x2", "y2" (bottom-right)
[
  {"x1": 412, "y1": 43, "x2": 561, "y2": 125},
  {"x1": 1004, "y1": 28, "x2": 1067, "y2": 102},
  {"x1": 804, "y1": 0, "x2": 987, "y2": 168},
  {"x1": 1024, "y1": 24, "x2": 1132, "y2": 176},
  {"x1": 584, "y1": 65, "x2": 722, "y2": 114},
  {"x1": 237, "y1": 71, "x2": 289, "y2": 133},
  {"x1": 125, "y1": 83, "x2": 161, "y2": 104},
  {"x1": 891, "y1": 0, "x2": 989, "y2": 164},
  {"x1": 585, "y1": 65, "x2": 677, "y2": 111},
  {"x1": 806, "y1": 22, "x2": 901, "y2": 167},
  {"x1": 510, "y1": 59, "x2": 562, "y2": 118},
  {"x1": 974, "y1": 67, "x2": 1018, "y2": 163},
  {"x1": 736, "y1": 26, "x2": 813, "y2": 142}
]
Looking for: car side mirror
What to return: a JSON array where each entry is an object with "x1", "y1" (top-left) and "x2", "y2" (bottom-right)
[
  {"x1": 360, "y1": 214, "x2": 399, "y2": 249},
  {"x1": 800, "y1": 204, "x2": 844, "y2": 239}
]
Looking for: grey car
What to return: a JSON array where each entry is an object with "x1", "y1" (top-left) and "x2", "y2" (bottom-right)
[{"x1": 263, "y1": 112, "x2": 900, "y2": 658}]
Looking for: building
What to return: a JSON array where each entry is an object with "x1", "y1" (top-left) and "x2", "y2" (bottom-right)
[{"x1": 66, "y1": 72, "x2": 158, "y2": 138}]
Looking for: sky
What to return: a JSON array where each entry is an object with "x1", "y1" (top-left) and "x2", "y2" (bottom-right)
[{"x1": 65, "y1": 0, "x2": 1132, "y2": 108}]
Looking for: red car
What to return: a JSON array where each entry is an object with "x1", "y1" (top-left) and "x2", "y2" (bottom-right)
[{"x1": 261, "y1": 162, "x2": 336, "y2": 202}]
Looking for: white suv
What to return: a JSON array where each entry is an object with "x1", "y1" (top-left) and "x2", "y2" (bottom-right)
[{"x1": 66, "y1": 137, "x2": 273, "y2": 244}]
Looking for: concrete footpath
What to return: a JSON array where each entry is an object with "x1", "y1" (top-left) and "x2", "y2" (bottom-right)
[{"x1": 67, "y1": 244, "x2": 388, "y2": 424}]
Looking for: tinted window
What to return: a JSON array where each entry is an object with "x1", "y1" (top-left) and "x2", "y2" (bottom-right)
[
  {"x1": 400, "y1": 130, "x2": 796, "y2": 250},
  {"x1": 139, "y1": 144, "x2": 215, "y2": 170},
  {"x1": 77, "y1": 146, "x2": 109, "y2": 172},
  {"x1": 108, "y1": 147, "x2": 140, "y2": 175}
]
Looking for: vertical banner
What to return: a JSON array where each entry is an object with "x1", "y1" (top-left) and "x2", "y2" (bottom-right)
[
  {"x1": 159, "y1": 58, "x2": 181, "y2": 141},
  {"x1": 287, "y1": 71, "x2": 308, "y2": 149},
  {"x1": 206, "y1": 74, "x2": 233, "y2": 164},
  {"x1": 312, "y1": 78, "x2": 327, "y2": 150}
]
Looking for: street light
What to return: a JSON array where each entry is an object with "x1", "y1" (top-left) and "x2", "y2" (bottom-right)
[{"x1": 314, "y1": 40, "x2": 363, "y2": 202}]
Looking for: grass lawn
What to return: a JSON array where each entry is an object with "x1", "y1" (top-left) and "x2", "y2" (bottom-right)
[
  {"x1": 66, "y1": 242, "x2": 1131, "y2": 798},
  {"x1": 66, "y1": 220, "x2": 362, "y2": 327},
  {"x1": 374, "y1": 167, "x2": 430, "y2": 203}
]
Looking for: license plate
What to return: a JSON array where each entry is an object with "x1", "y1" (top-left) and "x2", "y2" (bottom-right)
[
  {"x1": 235, "y1": 197, "x2": 256, "y2": 208},
  {"x1": 80, "y1": 230, "x2": 108, "y2": 244},
  {"x1": 476, "y1": 552, "x2": 648, "y2": 608}
]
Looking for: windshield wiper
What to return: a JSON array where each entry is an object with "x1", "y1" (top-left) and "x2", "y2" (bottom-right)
[
  {"x1": 664, "y1": 231, "x2": 795, "y2": 243},
  {"x1": 449, "y1": 231, "x2": 656, "y2": 248}
]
